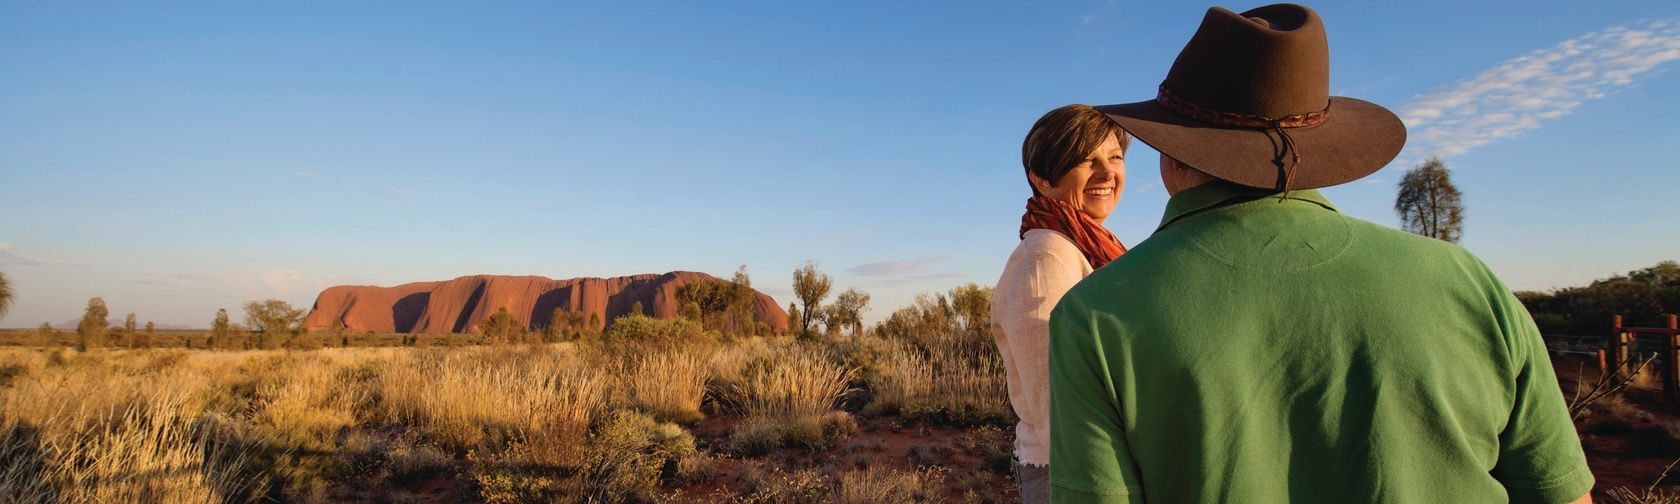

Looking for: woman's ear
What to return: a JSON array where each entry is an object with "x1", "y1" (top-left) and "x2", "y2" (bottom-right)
[{"x1": 1027, "y1": 172, "x2": 1053, "y2": 195}]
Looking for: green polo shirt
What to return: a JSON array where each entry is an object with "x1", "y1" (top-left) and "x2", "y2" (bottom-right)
[{"x1": 1048, "y1": 180, "x2": 1593, "y2": 503}]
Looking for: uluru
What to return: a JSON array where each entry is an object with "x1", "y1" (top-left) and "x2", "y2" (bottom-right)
[{"x1": 303, "y1": 271, "x2": 788, "y2": 334}]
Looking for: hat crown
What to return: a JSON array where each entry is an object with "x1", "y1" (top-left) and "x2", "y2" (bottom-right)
[{"x1": 1161, "y1": 4, "x2": 1330, "y2": 120}]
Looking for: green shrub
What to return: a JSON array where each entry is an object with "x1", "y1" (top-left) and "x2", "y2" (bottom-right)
[{"x1": 602, "y1": 314, "x2": 708, "y2": 345}]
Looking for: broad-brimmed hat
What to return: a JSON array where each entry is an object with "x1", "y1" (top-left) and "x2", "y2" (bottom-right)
[{"x1": 1097, "y1": 3, "x2": 1406, "y2": 190}]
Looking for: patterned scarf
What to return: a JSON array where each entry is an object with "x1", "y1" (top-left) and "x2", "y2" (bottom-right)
[{"x1": 1019, "y1": 195, "x2": 1127, "y2": 269}]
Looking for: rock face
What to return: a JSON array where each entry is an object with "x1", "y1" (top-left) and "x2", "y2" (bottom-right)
[{"x1": 303, "y1": 272, "x2": 788, "y2": 334}]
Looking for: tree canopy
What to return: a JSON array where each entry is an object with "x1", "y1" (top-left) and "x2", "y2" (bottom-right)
[
  {"x1": 792, "y1": 261, "x2": 833, "y2": 339},
  {"x1": 1395, "y1": 156, "x2": 1465, "y2": 243},
  {"x1": 0, "y1": 271, "x2": 12, "y2": 322},
  {"x1": 1518, "y1": 260, "x2": 1680, "y2": 335}
]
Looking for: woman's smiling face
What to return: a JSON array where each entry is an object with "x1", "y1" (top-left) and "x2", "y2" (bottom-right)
[{"x1": 1032, "y1": 132, "x2": 1126, "y2": 223}]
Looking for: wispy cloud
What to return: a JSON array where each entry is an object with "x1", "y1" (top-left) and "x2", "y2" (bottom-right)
[
  {"x1": 848, "y1": 257, "x2": 964, "y2": 286},
  {"x1": 0, "y1": 243, "x2": 88, "y2": 267},
  {"x1": 293, "y1": 170, "x2": 317, "y2": 177},
  {"x1": 1397, "y1": 18, "x2": 1680, "y2": 160},
  {"x1": 1132, "y1": 181, "x2": 1159, "y2": 195},
  {"x1": 129, "y1": 268, "x2": 349, "y2": 301},
  {"x1": 1076, "y1": 0, "x2": 1123, "y2": 37},
  {"x1": 386, "y1": 187, "x2": 416, "y2": 196}
]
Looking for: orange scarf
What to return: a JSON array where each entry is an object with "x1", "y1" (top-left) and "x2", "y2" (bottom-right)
[{"x1": 1019, "y1": 195, "x2": 1126, "y2": 269}]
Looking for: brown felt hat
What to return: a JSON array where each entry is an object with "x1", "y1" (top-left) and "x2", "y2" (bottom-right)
[{"x1": 1096, "y1": 3, "x2": 1406, "y2": 190}]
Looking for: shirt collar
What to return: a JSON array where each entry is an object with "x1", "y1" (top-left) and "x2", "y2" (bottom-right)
[{"x1": 1155, "y1": 179, "x2": 1340, "y2": 233}]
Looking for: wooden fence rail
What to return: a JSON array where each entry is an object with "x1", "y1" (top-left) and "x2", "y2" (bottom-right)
[{"x1": 1605, "y1": 314, "x2": 1679, "y2": 404}]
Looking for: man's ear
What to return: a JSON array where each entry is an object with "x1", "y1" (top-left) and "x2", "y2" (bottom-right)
[{"x1": 1027, "y1": 171, "x2": 1054, "y2": 195}]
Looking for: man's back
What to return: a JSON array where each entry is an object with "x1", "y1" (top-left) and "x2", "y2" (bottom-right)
[{"x1": 1047, "y1": 181, "x2": 1593, "y2": 503}]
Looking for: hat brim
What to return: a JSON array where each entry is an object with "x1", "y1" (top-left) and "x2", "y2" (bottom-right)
[{"x1": 1095, "y1": 96, "x2": 1407, "y2": 190}]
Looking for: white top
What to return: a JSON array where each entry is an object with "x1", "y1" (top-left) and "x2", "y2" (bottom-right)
[{"x1": 990, "y1": 228, "x2": 1094, "y2": 466}]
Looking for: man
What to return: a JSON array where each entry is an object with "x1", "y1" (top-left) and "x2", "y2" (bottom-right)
[{"x1": 1048, "y1": 4, "x2": 1595, "y2": 503}]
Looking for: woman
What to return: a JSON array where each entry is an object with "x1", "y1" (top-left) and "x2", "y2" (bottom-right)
[{"x1": 991, "y1": 104, "x2": 1127, "y2": 503}]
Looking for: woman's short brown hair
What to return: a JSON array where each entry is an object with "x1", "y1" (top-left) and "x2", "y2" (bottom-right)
[{"x1": 1021, "y1": 104, "x2": 1129, "y2": 196}]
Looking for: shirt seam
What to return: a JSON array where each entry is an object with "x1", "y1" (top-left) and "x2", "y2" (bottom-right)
[{"x1": 1181, "y1": 208, "x2": 1356, "y2": 274}]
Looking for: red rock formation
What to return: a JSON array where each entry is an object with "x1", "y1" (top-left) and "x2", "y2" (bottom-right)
[{"x1": 303, "y1": 271, "x2": 788, "y2": 334}]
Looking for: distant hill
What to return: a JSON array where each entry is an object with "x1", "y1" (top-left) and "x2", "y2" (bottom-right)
[{"x1": 303, "y1": 271, "x2": 788, "y2": 334}]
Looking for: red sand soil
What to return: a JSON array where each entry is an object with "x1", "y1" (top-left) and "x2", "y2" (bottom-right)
[
  {"x1": 670, "y1": 415, "x2": 1018, "y2": 503},
  {"x1": 1553, "y1": 354, "x2": 1680, "y2": 498},
  {"x1": 303, "y1": 271, "x2": 788, "y2": 335},
  {"x1": 319, "y1": 353, "x2": 1675, "y2": 502}
]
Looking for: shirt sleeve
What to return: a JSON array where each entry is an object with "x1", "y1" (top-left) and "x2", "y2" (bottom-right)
[
  {"x1": 1048, "y1": 290, "x2": 1146, "y2": 504},
  {"x1": 1488, "y1": 281, "x2": 1595, "y2": 504},
  {"x1": 996, "y1": 251, "x2": 1086, "y2": 448}
]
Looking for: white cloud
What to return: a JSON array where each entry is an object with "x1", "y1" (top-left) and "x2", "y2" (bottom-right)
[
  {"x1": 293, "y1": 170, "x2": 317, "y2": 177},
  {"x1": 387, "y1": 187, "x2": 416, "y2": 196},
  {"x1": 0, "y1": 243, "x2": 88, "y2": 267},
  {"x1": 1397, "y1": 18, "x2": 1680, "y2": 161},
  {"x1": 847, "y1": 257, "x2": 964, "y2": 286}
]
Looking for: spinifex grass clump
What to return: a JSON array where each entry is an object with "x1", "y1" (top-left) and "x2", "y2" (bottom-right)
[
  {"x1": 470, "y1": 410, "x2": 707, "y2": 504},
  {"x1": 620, "y1": 350, "x2": 712, "y2": 424},
  {"x1": 376, "y1": 347, "x2": 603, "y2": 454},
  {"x1": 0, "y1": 354, "x2": 257, "y2": 503},
  {"x1": 712, "y1": 341, "x2": 858, "y2": 454},
  {"x1": 860, "y1": 286, "x2": 1015, "y2": 427}
]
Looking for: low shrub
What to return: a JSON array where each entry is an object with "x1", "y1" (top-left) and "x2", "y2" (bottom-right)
[
  {"x1": 735, "y1": 467, "x2": 831, "y2": 504},
  {"x1": 471, "y1": 410, "x2": 706, "y2": 504},
  {"x1": 603, "y1": 314, "x2": 710, "y2": 345},
  {"x1": 728, "y1": 412, "x2": 857, "y2": 456},
  {"x1": 835, "y1": 466, "x2": 947, "y2": 504},
  {"x1": 387, "y1": 442, "x2": 454, "y2": 486}
]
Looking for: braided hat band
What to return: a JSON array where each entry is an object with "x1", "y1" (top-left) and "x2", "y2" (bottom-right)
[{"x1": 1155, "y1": 85, "x2": 1329, "y2": 197}]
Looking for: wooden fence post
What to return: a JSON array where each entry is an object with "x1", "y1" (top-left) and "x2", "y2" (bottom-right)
[
  {"x1": 1666, "y1": 314, "x2": 1679, "y2": 404},
  {"x1": 1611, "y1": 315, "x2": 1627, "y2": 378}
]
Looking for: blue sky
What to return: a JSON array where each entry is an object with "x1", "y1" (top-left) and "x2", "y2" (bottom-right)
[{"x1": 2, "y1": 1, "x2": 1678, "y2": 328}]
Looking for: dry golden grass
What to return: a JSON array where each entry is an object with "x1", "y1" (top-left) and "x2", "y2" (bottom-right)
[
  {"x1": 0, "y1": 325, "x2": 1012, "y2": 502},
  {"x1": 836, "y1": 466, "x2": 947, "y2": 504},
  {"x1": 376, "y1": 345, "x2": 603, "y2": 453},
  {"x1": 0, "y1": 351, "x2": 254, "y2": 503},
  {"x1": 622, "y1": 349, "x2": 711, "y2": 424}
]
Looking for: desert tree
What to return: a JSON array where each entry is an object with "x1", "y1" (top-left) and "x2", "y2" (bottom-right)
[
  {"x1": 122, "y1": 313, "x2": 139, "y2": 348},
  {"x1": 547, "y1": 308, "x2": 587, "y2": 342},
  {"x1": 786, "y1": 302, "x2": 801, "y2": 337},
  {"x1": 1395, "y1": 156, "x2": 1465, "y2": 243},
  {"x1": 77, "y1": 297, "x2": 109, "y2": 350},
  {"x1": 481, "y1": 306, "x2": 525, "y2": 344},
  {"x1": 792, "y1": 261, "x2": 832, "y2": 339},
  {"x1": 630, "y1": 301, "x2": 645, "y2": 317},
  {"x1": 676, "y1": 266, "x2": 759, "y2": 335},
  {"x1": 729, "y1": 265, "x2": 758, "y2": 335},
  {"x1": 828, "y1": 288, "x2": 871, "y2": 337},
  {"x1": 244, "y1": 299, "x2": 305, "y2": 349},
  {"x1": 679, "y1": 302, "x2": 703, "y2": 323},
  {"x1": 211, "y1": 308, "x2": 232, "y2": 349},
  {"x1": 0, "y1": 271, "x2": 12, "y2": 322},
  {"x1": 35, "y1": 322, "x2": 56, "y2": 346}
]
